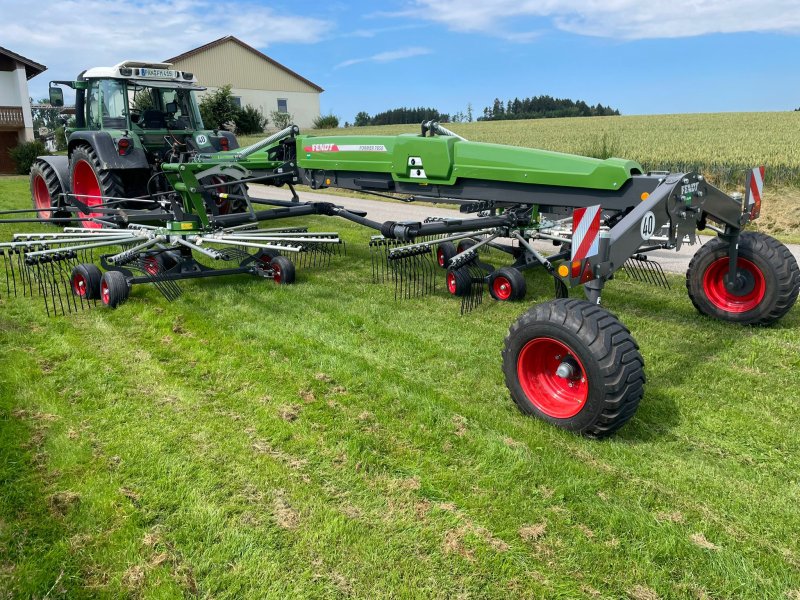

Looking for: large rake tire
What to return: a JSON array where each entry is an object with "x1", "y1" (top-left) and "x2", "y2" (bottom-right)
[
  {"x1": 446, "y1": 266, "x2": 472, "y2": 297},
  {"x1": 489, "y1": 267, "x2": 526, "y2": 301},
  {"x1": 70, "y1": 264, "x2": 102, "y2": 300},
  {"x1": 686, "y1": 231, "x2": 799, "y2": 325},
  {"x1": 30, "y1": 160, "x2": 68, "y2": 223},
  {"x1": 69, "y1": 145, "x2": 125, "y2": 229},
  {"x1": 100, "y1": 271, "x2": 130, "y2": 308},
  {"x1": 502, "y1": 299, "x2": 645, "y2": 438}
]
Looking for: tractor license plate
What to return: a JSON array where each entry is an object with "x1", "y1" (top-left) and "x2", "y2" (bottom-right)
[{"x1": 139, "y1": 68, "x2": 176, "y2": 78}]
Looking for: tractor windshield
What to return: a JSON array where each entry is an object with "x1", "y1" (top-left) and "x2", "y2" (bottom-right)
[{"x1": 127, "y1": 83, "x2": 204, "y2": 131}]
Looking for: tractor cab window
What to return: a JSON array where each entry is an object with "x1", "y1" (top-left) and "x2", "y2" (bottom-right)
[
  {"x1": 100, "y1": 79, "x2": 127, "y2": 129},
  {"x1": 128, "y1": 85, "x2": 198, "y2": 131},
  {"x1": 86, "y1": 81, "x2": 101, "y2": 130}
]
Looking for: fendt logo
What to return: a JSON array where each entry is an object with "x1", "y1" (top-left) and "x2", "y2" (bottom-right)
[
  {"x1": 304, "y1": 144, "x2": 339, "y2": 152},
  {"x1": 681, "y1": 182, "x2": 699, "y2": 195}
]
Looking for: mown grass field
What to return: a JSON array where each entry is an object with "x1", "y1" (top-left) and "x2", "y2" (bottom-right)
[
  {"x1": 243, "y1": 112, "x2": 800, "y2": 242},
  {"x1": 2, "y1": 174, "x2": 800, "y2": 598}
]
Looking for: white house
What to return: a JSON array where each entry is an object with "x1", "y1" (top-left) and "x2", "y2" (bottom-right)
[
  {"x1": 0, "y1": 46, "x2": 46, "y2": 173},
  {"x1": 165, "y1": 36, "x2": 323, "y2": 130}
]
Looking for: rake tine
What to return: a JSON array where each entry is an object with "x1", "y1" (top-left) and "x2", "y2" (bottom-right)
[{"x1": 47, "y1": 259, "x2": 67, "y2": 316}]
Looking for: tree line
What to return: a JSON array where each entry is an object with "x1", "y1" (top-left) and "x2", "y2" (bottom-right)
[
  {"x1": 353, "y1": 107, "x2": 449, "y2": 127},
  {"x1": 480, "y1": 95, "x2": 620, "y2": 120}
]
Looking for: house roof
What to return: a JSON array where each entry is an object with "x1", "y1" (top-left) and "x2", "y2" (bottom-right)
[
  {"x1": 165, "y1": 36, "x2": 323, "y2": 92},
  {"x1": 0, "y1": 46, "x2": 46, "y2": 79}
]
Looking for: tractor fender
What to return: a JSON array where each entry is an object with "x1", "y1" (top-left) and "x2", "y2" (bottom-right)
[
  {"x1": 34, "y1": 155, "x2": 71, "y2": 191},
  {"x1": 68, "y1": 131, "x2": 149, "y2": 171}
]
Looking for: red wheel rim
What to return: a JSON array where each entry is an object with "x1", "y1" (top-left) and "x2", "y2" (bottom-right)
[
  {"x1": 212, "y1": 176, "x2": 232, "y2": 214},
  {"x1": 101, "y1": 280, "x2": 110, "y2": 305},
  {"x1": 33, "y1": 174, "x2": 52, "y2": 220},
  {"x1": 272, "y1": 262, "x2": 282, "y2": 283},
  {"x1": 492, "y1": 275, "x2": 512, "y2": 300},
  {"x1": 517, "y1": 337, "x2": 589, "y2": 419},
  {"x1": 143, "y1": 256, "x2": 159, "y2": 276},
  {"x1": 702, "y1": 257, "x2": 766, "y2": 313},
  {"x1": 72, "y1": 273, "x2": 87, "y2": 296},
  {"x1": 437, "y1": 247, "x2": 445, "y2": 267},
  {"x1": 72, "y1": 159, "x2": 104, "y2": 229},
  {"x1": 446, "y1": 272, "x2": 457, "y2": 294}
]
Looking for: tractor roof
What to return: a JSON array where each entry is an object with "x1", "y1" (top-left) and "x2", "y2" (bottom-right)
[{"x1": 82, "y1": 61, "x2": 198, "y2": 84}]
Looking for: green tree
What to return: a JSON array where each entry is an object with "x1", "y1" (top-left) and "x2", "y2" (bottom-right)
[
  {"x1": 235, "y1": 104, "x2": 268, "y2": 135},
  {"x1": 198, "y1": 85, "x2": 240, "y2": 130},
  {"x1": 354, "y1": 111, "x2": 371, "y2": 127},
  {"x1": 269, "y1": 110, "x2": 294, "y2": 129}
]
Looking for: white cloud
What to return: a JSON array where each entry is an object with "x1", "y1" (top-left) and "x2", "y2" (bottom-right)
[
  {"x1": 0, "y1": 0, "x2": 330, "y2": 96},
  {"x1": 405, "y1": 0, "x2": 800, "y2": 39},
  {"x1": 335, "y1": 46, "x2": 431, "y2": 69}
]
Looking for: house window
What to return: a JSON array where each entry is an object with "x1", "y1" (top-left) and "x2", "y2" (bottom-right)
[
  {"x1": 277, "y1": 99, "x2": 288, "y2": 113},
  {"x1": 232, "y1": 96, "x2": 241, "y2": 108}
]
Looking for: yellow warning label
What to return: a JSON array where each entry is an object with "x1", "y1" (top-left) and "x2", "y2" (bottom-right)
[{"x1": 181, "y1": 222, "x2": 194, "y2": 230}]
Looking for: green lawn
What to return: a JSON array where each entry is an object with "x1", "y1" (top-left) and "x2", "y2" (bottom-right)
[{"x1": 2, "y1": 174, "x2": 800, "y2": 599}]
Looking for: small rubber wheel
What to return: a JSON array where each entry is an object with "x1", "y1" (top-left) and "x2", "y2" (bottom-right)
[
  {"x1": 457, "y1": 238, "x2": 477, "y2": 254},
  {"x1": 270, "y1": 255, "x2": 295, "y2": 285},
  {"x1": 502, "y1": 298, "x2": 645, "y2": 438},
  {"x1": 70, "y1": 264, "x2": 102, "y2": 299},
  {"x1": 142, "y1": 252, "x2": 179, "y2": 276},
  {"x1": 256, "y1": 249, "x2": 282, "y2": 267},
  {"x1": 445, "y1": 266, "x2": 472, "y2": 297},
  {"x1": 488, "y1": 267, "x2": 527, "y2": 301},
  {"x1": 100, "y1": 271, "x2": 130, "y2": 308},
  {"x1": 436, "y1": 242, "x2": 456, "y2": 268},
  {"x1": 686, "y1": 231, "x2": 799, "y2": 325}
]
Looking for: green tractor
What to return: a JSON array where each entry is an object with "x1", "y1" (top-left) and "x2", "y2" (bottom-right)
[{"x1": 31, "y1": 61, "x2": 242, "y2": 228}]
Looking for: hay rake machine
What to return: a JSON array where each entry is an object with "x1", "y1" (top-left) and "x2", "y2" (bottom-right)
[{"x1": 2, "y1": 122, "x2": 798, "y2": 438}]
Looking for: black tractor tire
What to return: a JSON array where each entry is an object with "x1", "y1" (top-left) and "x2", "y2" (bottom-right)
[
  {"x1": 100, "y1": 271, "x2": 130, "y2": 308},
  {"x1": 436, "y1": 242, "x2": 457, "y2": 269},
  {"x1": 199, "y1": 174, "x2": 248, "y2": 215},
  {"x1": 488, "y1": 267, "x2": 527, "y2": 301},
  {"x1": 270, "y1": 256, "x2": 295, "y2": 285},
  {"x1": 446, "y1": 266, "x2": 472, "y2": 297},
  {"x1": 502, "y1": 298, "x2": 645, "y2": 438},
  {"x1": 70, "y1": 263, "x2": 102, "y2": 300},
  {"x1": 30, "y1": 160, "x2": 69, "y2": 222},
  {"x1": 686, "y1": 231, "x2": 799, "y2": 325},
  {"x1": 69, "y1": 145, "x2": 126, "y2": 228}
]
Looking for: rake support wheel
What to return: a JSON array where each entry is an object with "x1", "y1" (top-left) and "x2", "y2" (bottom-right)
[
  {"x1": 502, "y1": 298, "x2": 645, "y2": 438},
  {"x1": 436, "y1": 242, "x2": 456, "y2": 269},
  {"x1": 488, "y1": 267, "x2": 526, "y2": 301},
  {"x1": 270, "y1": 255, "x2": 295, "y2": 285},
  {"x1": 446, "y1": 266, "x2": 472, "y2": 297},
  {"x1": 686, "y1": 231, "x2": 799, "y2": 325},
  {"x1": 70, "y1": 263, "x2": 102, "y2": 299},
  {"x1": 100, "y1": 271, "x2": 130, "y2": 308}
]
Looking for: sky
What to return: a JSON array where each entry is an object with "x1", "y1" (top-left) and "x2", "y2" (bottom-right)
[{"x1": 3, "y1": 0, "x2": 800, "y2": 122}]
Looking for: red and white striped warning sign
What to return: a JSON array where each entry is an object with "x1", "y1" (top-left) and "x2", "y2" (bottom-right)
[
  {"x1": 571, "y1": 205, "x2": 601, "y2": 262},
  {"x1": 746, "y1": 165, "x2": 765, "y2": 220}
]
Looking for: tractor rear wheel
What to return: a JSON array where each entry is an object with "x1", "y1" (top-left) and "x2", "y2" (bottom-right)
[
  {"x1": 30, "y1": 160, "x2": 68, "y2": 223},
  {"x1": 270, "y1": 256, "x2": 295, "y2": 285},
  {"x1": 100, "y1": 271, "x2": 130, "y2": 308},
  {"x1": 502, "y1": 298, "x2": 645, "y2": 438},
  {"x1": 69, "y1": 145, "x2": 126, "y2": 229},
  {"x1": 488, "y1": 267, "x2": 526, "y2": 301},
  {"x1": 70, "y1": 264, "x2": 102, "y2": 300},
  {"x1": 686, "y1": 231, "x2": 799, "y2": 325},
  {"x1": 436, "y1": 242, "x2": 456, "y2": 268}
]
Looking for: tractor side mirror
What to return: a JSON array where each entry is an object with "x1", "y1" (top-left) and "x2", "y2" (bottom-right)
[
  {"x1": 49, "y1": 86, "x2": 64, "y2": 107},
  {"x1": 165, "y1": 101, "x2": 178, "y2": 115}
]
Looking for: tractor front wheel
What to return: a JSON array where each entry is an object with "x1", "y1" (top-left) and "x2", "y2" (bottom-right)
[
  {"x1": 686, "y1": 231, "x2": 799, "y2": 325},
  {"x1": 502, "y1": 298, "x2": 645, "y2": 438}
]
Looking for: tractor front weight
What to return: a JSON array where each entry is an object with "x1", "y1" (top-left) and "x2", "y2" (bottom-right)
[{"x1": 2, "y1": 122, "x2": 797, "y2": 438}]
